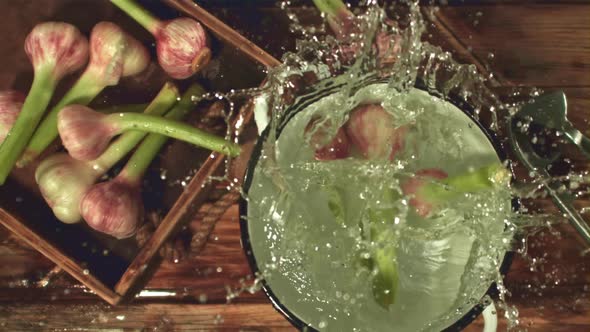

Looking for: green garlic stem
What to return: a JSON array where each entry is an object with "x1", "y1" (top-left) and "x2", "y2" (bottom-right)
[
  {"x1": 20, "y1": 73, "x2": 104, "y2": 167},
  {"x1": 91, "y1": 82, "x2": 180, "y2": 172},
  {"x1": 121, "y1": 84, "x2": 205, "y2": 181},
  {"x1": 0, "y1": 68, "x2": 56, "y2": 184},
  {"x1": 312, "y1": 0, "x2": 353, "y2": 20},
  {"x1": 110, "y1": 0, "x2": 161, "y2": 35},
  {"x1": 121, "y1": 102, "x2": 199, "y2": 183},
  {"x1": 165, "y1": 82, "x2": 206, "y2": 117},
  {"x1": 312, "y1": 0, "x2": 335, "y2": 15},
  {"x1": 367, "y1": 187, "x2": 399, "y2": 309},
  {"x1": 107, "y1": 112, "x2": 240, "y2": 158},
  {"x1": 419, "y1": 163, "x2": 510, "y2": 204},
  {"x1": 372, "y1": 240, "x2": 398, "y2": 309},
  {"x1": 313, "y1": 0, "x2": 355, "y2": 41}
]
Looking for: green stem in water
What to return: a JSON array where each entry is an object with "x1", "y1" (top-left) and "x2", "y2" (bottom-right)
[
  {"x1": 20, "y1": 74, "x2": 105, "y2": 167},
  {"x1": 110, "y1": 0, "x2": 161, "y2": 35},
  {"x1": 91, "y1": 82, "x2": 183, "y2": 173},
  {"x1": 121, "y1": 83, "x2": 206, "y2": 182},
  {"x1": 326, "y1": 164, "x2": 510, "y2": 308},
  {"x1": 367, "y1": 163, "x2": 510, "y2": 307},
  {"x1": 312, "y1": 0, "x2": 354, "y2": 31},
  {"x1": 312, "y1": 0, "x2": 349, "y2": 17},
  {"x1": 418, "y1": 163, "x2": 510, "y2": 205},
  {"x1": 366, "y1": 186, "x2": 399, "y2": 309},
  {"x1": 106, "y1": 112, "x2": 240, "y2": 157},
  {"x1": 371, "y1": 236, "x2": 398, "y2": 309},
  {"x1": 327, "y1": 182, "x2": 400, "y2": 309},
  {"x1": 0, "y1": 68, "x2": 56, "y2": 184}
]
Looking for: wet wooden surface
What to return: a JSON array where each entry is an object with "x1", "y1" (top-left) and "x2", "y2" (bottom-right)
[{"x1": 1, "y1": 1, "x2": 590, "y2": 331}]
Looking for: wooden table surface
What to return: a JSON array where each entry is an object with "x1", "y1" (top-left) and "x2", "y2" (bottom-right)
[{"x1": 1, "y1": 1, "x2": 590, "y2": 331}]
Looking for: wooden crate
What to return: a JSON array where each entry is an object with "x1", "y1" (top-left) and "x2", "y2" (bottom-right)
[{"x1": 0, "y1": 0, "x2": 278, "y2": 305}]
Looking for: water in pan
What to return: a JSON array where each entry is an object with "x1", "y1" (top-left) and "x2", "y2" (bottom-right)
[{"x1": 247, "y1": 84, "x2": 512, "y2": 331}]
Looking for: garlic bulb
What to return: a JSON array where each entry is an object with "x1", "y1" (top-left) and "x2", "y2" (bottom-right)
[
  {"x1": 35, "y1": 153, "x2": 99, "y2": 223},
  {"x1": 25, "y1": 22, "x2": 89, "y2": 81},
  {"x1": 80, "y1": 176, "x2": 142, "y2": 239},
  {"x1": 155, "y1": 18, "x2": 210, "y2": 79}
]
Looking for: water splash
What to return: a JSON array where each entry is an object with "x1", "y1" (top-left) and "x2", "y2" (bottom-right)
[
  {"x1": 239, "y1": 3, "x2": 518, "y2": 331},
  {"x1": 225, "y1": 273, "x2": 266, "y2": 302}
]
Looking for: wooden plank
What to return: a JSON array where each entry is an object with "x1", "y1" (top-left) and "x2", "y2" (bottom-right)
[
  {"x1": 0, "y1": 303, "x2": 295, "y2": 331},
  {"x1": 194, "y1": 4, "x2": 590, "y2": 89},
  {"x1": 435, "y1": 5, "x2": 590, "y2": 87},
  {"x1": 0, "y1": 297, "x2": 587, "y2": 331},
  {"x1": 193, "y1": 2, "x2": 590, "y2": 89}
]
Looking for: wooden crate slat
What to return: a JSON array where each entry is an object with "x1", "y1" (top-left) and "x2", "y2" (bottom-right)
[
  {"x1": 0, "y1": 209, "x2": 121, "y2": 305},
  {"x1": 435, "y1": 4, "x2": 590, "y2": 87}
]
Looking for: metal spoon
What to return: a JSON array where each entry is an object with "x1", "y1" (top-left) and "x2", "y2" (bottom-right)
[
  {"x1": 517, "y1": 91, "x2": 590, "y2": 158},
  {"x1": 508, "y1": 109, "x2": 590, "y2": 246}
]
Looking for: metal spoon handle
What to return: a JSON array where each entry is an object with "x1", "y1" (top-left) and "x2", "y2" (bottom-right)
[
  {"x1": 548, "y1": 181, "x2": 590, "y2": 245},
  {"x1": 563, "y1": 122, "x2": 590, "y2": 158},
  {"x1": 580, "y1": 134, "x2": 590, "y2": 158}
]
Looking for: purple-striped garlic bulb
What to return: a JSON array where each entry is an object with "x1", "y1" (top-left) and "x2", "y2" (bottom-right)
[
  {"x1": 25, "y1": 22, "x2": 89, "y2": 80},
  {"x1": 57, "y1": 105, "x2": 116, "y2": 161},
  {"x1": 155, "y1": 18, "x2": 210, "y2": 79},
  {"x1": 80, "y1": 176, "x2": 142, "y2": 239}
]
